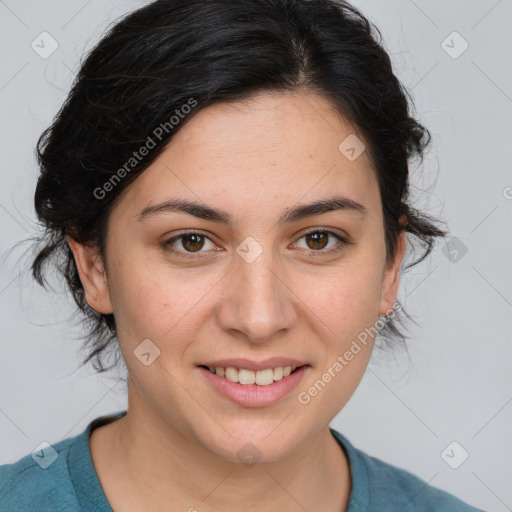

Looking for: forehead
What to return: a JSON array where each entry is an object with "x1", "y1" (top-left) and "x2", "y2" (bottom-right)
[
  {"x1": 114, "y1": 91, "x2": 380, "y2": 223},
  {"x1": 168, "y1": 90, "x2": 369, "y2": 168}
]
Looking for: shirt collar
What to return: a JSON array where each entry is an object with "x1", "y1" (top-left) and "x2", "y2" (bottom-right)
[{"x1": 68, "y1": 411, "x2": 368, "y2": 511}]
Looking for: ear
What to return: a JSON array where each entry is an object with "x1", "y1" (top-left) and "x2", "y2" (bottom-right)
[
  {"x1": 378, "y1": 216, "x2": 407, "y2": 316},
  {"x1": 67, "y1": 236, "x2": 113, "y2": 315}
]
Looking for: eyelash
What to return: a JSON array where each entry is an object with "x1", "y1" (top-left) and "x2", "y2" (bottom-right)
[{"x1": 161, "y1": 228, "x2": 352, "y2": 260}]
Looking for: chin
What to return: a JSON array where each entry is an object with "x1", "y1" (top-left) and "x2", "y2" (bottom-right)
[{"x1": 195, "y1": 420, "x2": 303, "y2": 465}]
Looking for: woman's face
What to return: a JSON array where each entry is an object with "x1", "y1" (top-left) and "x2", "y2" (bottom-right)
[{"x1": 73, "y1": 91, "x2": 405, "y2": 462}]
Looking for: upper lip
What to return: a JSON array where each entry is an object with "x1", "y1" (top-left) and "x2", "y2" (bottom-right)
[{"x1": 198, "y1": 358, "x2": 309, "y2": 371}]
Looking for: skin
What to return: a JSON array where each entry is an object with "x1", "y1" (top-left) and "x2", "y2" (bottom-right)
[{"x1": 68, "y1": 90, "x2": 406, "y2": 512}]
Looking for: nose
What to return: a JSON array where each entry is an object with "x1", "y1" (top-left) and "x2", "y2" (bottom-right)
[{"x1": 216, "y1": 243, "x2": 297, "y2": 343}]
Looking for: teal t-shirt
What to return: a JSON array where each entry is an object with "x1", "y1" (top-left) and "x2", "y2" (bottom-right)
[{"x1": 0, "y1": 410, "x2": 485, "y2": 511}]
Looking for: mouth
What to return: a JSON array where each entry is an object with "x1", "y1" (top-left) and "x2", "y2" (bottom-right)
[
  {"x1": 198, "y1": 364, "x2": 305, "y2": 386},
  {"x1": 196, "y1": 362, "x2": 311, "y2": 407}
]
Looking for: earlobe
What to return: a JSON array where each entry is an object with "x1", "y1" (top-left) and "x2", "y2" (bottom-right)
[
  {"x1": 378, "y1": 220, "x2": 407, "y2": 316},
  {"x1": 67, "y1": 236, "x2": 113, "y2": 314}
]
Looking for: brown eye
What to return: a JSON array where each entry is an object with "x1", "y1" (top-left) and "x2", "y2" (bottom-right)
[
  {"x1": 294, "y1": 229, "x2": 350, "y2": 257},
  {"x1": 161, "y1": 231, "x2": 217, "y2": 259},
  {"x1": 304, "y1": 232, "x2": 329, "y2": 251},
  {"x1": 180, "y1": 233, "x2": 205, "y2": 252}
]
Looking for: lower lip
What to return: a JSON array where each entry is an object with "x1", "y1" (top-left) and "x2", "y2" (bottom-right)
[{"x1": 198, "y1": 365, "x2": 310, "y2": 407}]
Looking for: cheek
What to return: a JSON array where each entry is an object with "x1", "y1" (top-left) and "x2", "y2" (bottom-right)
[
  {"x1": 295, "y1": 260, "x2": 383, "y2": 415},
  {"x1": 294, "y1": 254, "x2": 385, "y2": 342},
  {"x1": 107, "y1": 251, "x2": 221, "y2": 344}
]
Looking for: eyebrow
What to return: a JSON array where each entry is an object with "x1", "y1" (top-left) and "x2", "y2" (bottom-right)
[{"x1": 136, "y1": 195, "x2": 367, "y2": 225}]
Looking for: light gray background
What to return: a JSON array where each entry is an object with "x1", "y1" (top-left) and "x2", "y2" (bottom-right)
[{"x1": 1, "y1": 1, "x2": 511, "y2": 511}]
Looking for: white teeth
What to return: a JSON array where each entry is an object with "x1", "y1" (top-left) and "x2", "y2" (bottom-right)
[
  {"x1": 238, "y1": 368, "x2": 256, "y2": 385},
  {"x1": 255, "y1": 369, "x2": 274, "y2": 386},
  {"x1": 273, "y1": 367, "x2": 284, "y2": 381},
  {"x1": 225, "y1": 367, "x2": 238, "y2": 383},
  {"x1": 205, "y1": 365, "x2": 300, "y2": 386}
]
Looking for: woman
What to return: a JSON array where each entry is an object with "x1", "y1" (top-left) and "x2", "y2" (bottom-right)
[{"x1": 0, "y1": 0, "x2": 485, "y2": 510}]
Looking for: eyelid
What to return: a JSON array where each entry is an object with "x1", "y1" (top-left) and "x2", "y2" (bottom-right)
[{"x1": 297, "y1": 226, "x2": 350, "y2": 240}]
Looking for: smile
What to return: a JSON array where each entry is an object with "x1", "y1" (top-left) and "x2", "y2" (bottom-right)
[
  {"x1": 197, "y1": 364, "x2": 310, "y2": 407},
  {"x1": 201, "y1": 365, "x2": 299, "y2": 386}
]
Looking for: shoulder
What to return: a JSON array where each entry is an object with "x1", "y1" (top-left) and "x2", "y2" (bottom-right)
[
  {"x1": 360, "y1": 450, "x2": 484, "y2": 511},
  {"x1": 0, "y1": 436, "x2": 79, "y2": 512},
  {"x1": 330, "y1": 429, "x2": 486, "y2": 512}
]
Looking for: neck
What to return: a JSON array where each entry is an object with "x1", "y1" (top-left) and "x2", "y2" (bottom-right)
[{"x1": 91, "y1": 378, "x2": 351, "y2": 512}]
